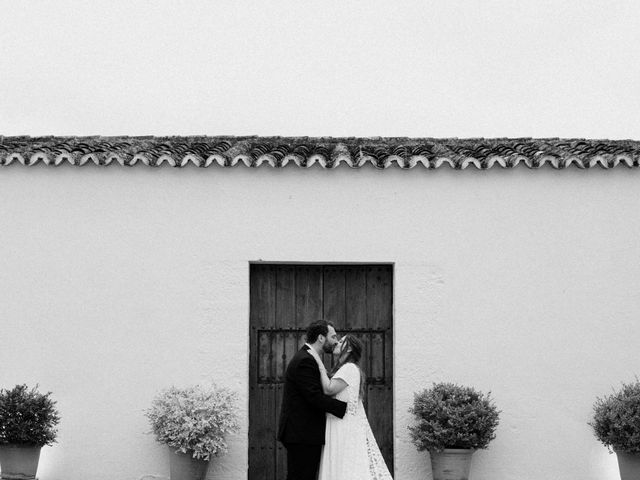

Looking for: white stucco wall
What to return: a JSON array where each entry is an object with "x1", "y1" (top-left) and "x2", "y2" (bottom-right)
[{"x1": 1, "y1": 165, "x2": 639, "y2": 480}]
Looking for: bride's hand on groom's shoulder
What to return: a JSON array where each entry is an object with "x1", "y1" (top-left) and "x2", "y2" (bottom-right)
[{"x1": 314, "y1": 357, "x2": 328, "y2": 375}]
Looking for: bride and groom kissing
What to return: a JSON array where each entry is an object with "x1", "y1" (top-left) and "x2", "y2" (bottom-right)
[{"x1": 277, "y1": 320, "x2": 392, "y2": 480}]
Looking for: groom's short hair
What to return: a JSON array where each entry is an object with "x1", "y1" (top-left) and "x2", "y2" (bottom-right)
[{"x1": 305, "y1": 320, "x2": 334, "y2": 344}]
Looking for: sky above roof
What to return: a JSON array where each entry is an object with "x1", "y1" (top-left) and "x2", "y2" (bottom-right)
[{"x1": 1, "y1": 1, "x2": 639, "y2": 139}]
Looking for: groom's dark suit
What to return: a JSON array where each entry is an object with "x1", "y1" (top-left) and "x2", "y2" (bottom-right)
[{"x1": 278, "y1": 345, "x2": 347, "y2": 480}]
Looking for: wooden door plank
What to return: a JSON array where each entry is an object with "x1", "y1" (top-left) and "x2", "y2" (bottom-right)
[
  {"x1": 249, "y1": 265, "x2": 278, "y2": 480},
  {"x1": 275, "y1": 266, "x2": 295, "y2": 380},
  {"x1": 366, "y1": 265, "x2": 392, "y2": 330},
  {"x1": 276, "y1": 266, "x2": 296, "y2": 329},
  {"x1": 275, "y1": 379, "x2": 286, "y2": 480},
  {"x1": 345, "y1": 266, "x2": 367, "y2": 330},
  {"x1": 367, "y1": 386, "x2": 394, "y2": 472},
  {"x1": 251, "y1": 265, "x2": 276, "y2": 329},
  {"x1": 249, "y1": 385, "x2": 277, "y2": 478},
  {"x1": 364, "y1": 265, "x2": 394, "y2": 474},
  {"x1": 274, "y1": 266, "x2": 295, "y2": 480},
  {"x1": 295, "y1": 265, "x2": 323, "y2": 328},
  {"x1": 258, "y1": 330, "x2": 272, "y2": 383},
  {"x1": 250, "y1": 265, "x2": 275, "y2": 385},
  {"x1": 380, "y1": 267, "x2": 394, "y2": 387},
  {"x1": 323, "y1": 266, "x2": 346, "y2": 329},
  {"x1": 369, "y1": 331, "x2": 385, "y2": 383}
]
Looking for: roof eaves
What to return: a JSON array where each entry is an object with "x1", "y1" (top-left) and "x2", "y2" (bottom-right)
[{"x1": 1, "y1": 136, "x2": 639, "y2": 169}]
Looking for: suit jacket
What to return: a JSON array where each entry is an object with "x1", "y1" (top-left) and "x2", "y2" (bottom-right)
[{"x1": 277, "y1": 345, "x2": 347, "y2": 445}]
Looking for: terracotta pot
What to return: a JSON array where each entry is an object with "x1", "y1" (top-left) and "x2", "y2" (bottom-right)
[
  {"x1": 168, "y1": 447, "x2": 210, "y2": 480},
  {"x1": 430, "y1": 448, "x2": 474, "y2": 480},
  {"x1": 0, "y1": 444, "x2": 41, "y2": 480},
  {"x1": 616, "y1": 450, "x2": 640, "y2": 480}
]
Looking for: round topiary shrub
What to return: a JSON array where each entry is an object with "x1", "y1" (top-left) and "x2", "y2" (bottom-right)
[
  {"x1": 590, "y1": 379, "x2": 640, "y2": 454},
  {"x1": 0, "y1": 384, "x2": 61, "y2": 446},
  {"x1": 409, "y1": 382, "x2": 500, "y2": 452}
]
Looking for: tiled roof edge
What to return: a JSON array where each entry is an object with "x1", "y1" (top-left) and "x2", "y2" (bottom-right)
[{"x1": 1, "y1": 135, "x2": 640, "y2": 169}]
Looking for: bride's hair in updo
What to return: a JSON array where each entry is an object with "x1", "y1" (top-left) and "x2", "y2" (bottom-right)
[{"x1": 330, "y1": 334, "x2": 366, "y2": 401}]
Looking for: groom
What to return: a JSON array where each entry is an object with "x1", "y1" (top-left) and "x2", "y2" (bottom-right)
[{"x1": 277, "y1": 320, "x2": 347, "y2": 480}]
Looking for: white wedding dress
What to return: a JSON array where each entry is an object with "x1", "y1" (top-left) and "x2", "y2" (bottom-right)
[{"x1": 318, "y1": 362, "x2": 393, "y2": 480}]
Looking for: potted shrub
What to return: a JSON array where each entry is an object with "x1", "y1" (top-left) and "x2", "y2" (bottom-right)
[
  {"x1": 0, "y1": 384, "x2": 60, "y2": 480},
  {"x1": 590, "y1": 379, "x2": 640, "y2": 480},
  {"x1": 408, "y1": 382, "x2": 500, "y2": 480},
  {"x1": 145, "y1": 383, "x2": 240, "y2": 480}
]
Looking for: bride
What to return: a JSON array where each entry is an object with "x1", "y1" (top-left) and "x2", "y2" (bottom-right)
[{"x1": 314, "y1": 334, "x2": 393, "y2": 480}]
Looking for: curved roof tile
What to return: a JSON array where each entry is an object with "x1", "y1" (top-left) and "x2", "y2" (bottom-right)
[{"x1": 1, "y1": 136, "x2": 640, "y2": 169}]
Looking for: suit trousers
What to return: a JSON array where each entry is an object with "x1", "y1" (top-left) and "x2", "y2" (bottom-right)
[{"x1": 284, "y1": 443, "x2": 322, "y2": 480}]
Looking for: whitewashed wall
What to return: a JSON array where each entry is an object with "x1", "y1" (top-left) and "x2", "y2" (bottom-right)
[{"x1": 1, "y1": 165, "x2": 639, "y2": 480}]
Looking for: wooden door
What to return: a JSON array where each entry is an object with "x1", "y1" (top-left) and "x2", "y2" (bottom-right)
[{"x1": 249, "y1": 264, "x2": 393, "y2": 480}]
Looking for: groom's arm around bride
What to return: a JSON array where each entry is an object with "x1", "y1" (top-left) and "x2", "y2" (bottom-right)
[{"x1": 277, "y1": 320, "x2": 347, "y2": 480}]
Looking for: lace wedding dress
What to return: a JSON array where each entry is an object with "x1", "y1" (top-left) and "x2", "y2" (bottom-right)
[{"x1": 318, "y1": 362, "x2": 393, "y2": 480}]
